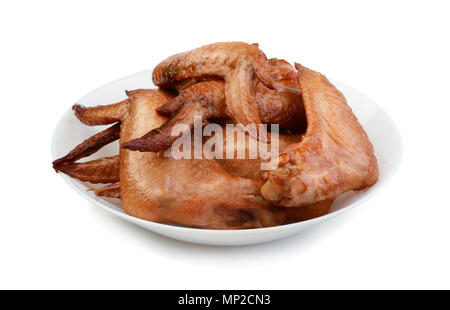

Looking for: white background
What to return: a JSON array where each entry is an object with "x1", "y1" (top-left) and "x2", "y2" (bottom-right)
[{"x1": 1, "y1": 0, "x2": 449, "y2": 289}]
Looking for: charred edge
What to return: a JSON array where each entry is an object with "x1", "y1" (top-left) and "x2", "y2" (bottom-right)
[
  {"x1": 125, "y1": 99, "x2": 204, "y2": 152},
  {"x1": 121, "y1": 130, "x2": 177, "y2": 152},
  {"x1": 156, "y1": 98, "x2": 184, "y2": 116},
  {"x1": 72, "y1": 104, "x2": 94, "y2": 125},
  {"x1": 55, "y1": 162, "x2": 119, "y2": 184},
  {"x1": 52, "y1": 122, "x2": 121, "y2": 170}
]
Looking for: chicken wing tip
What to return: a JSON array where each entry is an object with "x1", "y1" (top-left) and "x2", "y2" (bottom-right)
[{"x1": 121, "y1": 139, "x2": 158, "y2": 152}]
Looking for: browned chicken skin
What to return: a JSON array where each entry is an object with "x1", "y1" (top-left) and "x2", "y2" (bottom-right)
[
  {"x1": 92, "y1": 182, "x2": 121, "y2": 198},
  {"x1": 214, "y1": 130, "x2": 334, "y2": 223},
  {"x1": 261, "y1": 64, "x2": 378, "y2": 206},
  {"x1": 152, "y1": 42, "x2": 284, "y2": 142},
  {"x1": 52, "y1": 88, "x2": 334, "y2": 227},
  {"x1": 122, "y1": 59, "x2": 306, "y2": 152},
  {"x1": 54, "y1": 89, "x2": 288, "y2": 228},
  {"x1": 256, "y1": 59, "x2": 306, "y2": 130},
  {"x1": 52, "y1": 123, "x2": 121, "y2": 185},
  {"x1": 53, "y1": 43, "x2": 378, "y2": 229},
  {"x1": 122, "y1": 81, "x2": 228, "y2": 152},
  {"x1": 56, "y1": 156, "x2": 119, "y2": 184},
  {"x1": 120, "y1": 89, "x2": 285, "y2": 229},
  {"x1": 73, "y1": 99, "x2": 129, "y2": 126},
  {"x1": 52, "y1": 123, "x2": 120, "y2": 168}
]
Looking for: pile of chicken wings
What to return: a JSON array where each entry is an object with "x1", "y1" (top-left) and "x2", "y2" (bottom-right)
[{"x1": 53, "y1": 42, "x2": 378, "y2": 229}]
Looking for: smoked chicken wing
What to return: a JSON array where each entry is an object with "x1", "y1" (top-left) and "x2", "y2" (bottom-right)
[
  {"x1": 119, "y1": 89, "x2": 285, "y2": 229},
  {"x1": 54, "y1": 89, "x2": 287, "y2": 228},
  {"x1": 261, "y1": 64, "x2": 378, "y2": 207},
  {"x1": 152, "y1": 42, "x2": 283, "y2": 141},
  {"x1": 53, "y1": 43, "x2": 378, "y2": 229},
  {"x1": 122, "y1": 59, "x2": 306, "y2": 152}
]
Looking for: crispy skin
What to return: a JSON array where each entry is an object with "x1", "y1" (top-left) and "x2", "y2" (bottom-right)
[
  {"x1": 123, "y1": 59, "x2": 306, "y2": 152},
  {"x1": 94, "y1": 182, "x2": 121, "y2": 198},
  {"x1": 152, "y1": 42, "x2": 280, "y2": 141},
  {"x1": 217, "y1": 130, "x2": 304, "y2": 180},
  {"x1": 215, "y1": 127, "x2": 333, "y2": 222},
  {"x1": 73, "y1": 99, "x2": 129, "y2": 126},
  {"x1": 52, "y1": 114, "x2": 121, "y2": 184},
  {"x1": 155, "y1": 59, "x2": 303, "y2": 123},
  {"x1": 156, "y1": 80, "x2": 227, "y2": 116},
  {"x1": 122, "y1": 81, "x2": 227, "y2": 152},
  {"x1": 53, "y1": 84, "x2": 334, "y2": 226},
  {"x1": 256, "y1": 59, "x2": 306, "y2": 130},
  {"x1": 120, "y1": 89, "x2": 285, "y2": 229},
  {"x1": 261, "y1": 64, "x2": 379, "y2": 207},
  {"x1": 53, "y1": 52, "x2": 380, "y2": 226},
  {"x1": 52, "y1": 123, "x2": 120, "y2": 169},
  {"x1": 153, "y1": 42, "x2": 277, "y2": 91},
  {"x1": 56, "y1": 156, "x2": 119, "y2": 184}
]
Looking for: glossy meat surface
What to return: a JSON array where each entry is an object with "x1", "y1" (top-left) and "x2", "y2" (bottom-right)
[
  {"x1": 123, "y1": 59, "x2": 305, "y2": 152},
  {"x1": 52, "y1": 123, "x2": 120, "y2": 168},
  {"x1": 122, "y1": 81, "x2": 227, "y2": 152},
  {"x1": 56, "y1": 156, "x2": 119, "y2": 184},
  {"x1": 52, "y1": 43, "x2": 380, "y2": 229},
  {"x1": 53, "y1": 86, "x2": 337, "y2": 227},
  {"x1": 261, "y1": 64, "x2": 379, "y2": 206},
  {"x1": 120, "y1": 89, "x2": 286, "y2": 229},
  {"x1": 152, "y1": 42, "x2": 280, "y2": 140},
  {"x1": 73, "y1": 99, "x2": 129, "y2": 126},
  {"x1": 52, "y1": 123, "x2": 121, "y2": 184},
  {"x1": 94, "y1": 182, "x2": 121, "y2": 198},
  {"x1": 215, "y1": 126, "x2": 334, "y2": 222}
]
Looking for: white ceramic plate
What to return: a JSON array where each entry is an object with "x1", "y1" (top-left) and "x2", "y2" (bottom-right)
[{"x1": 51, "y1": 70, "x2": 402, "y2": 246}]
